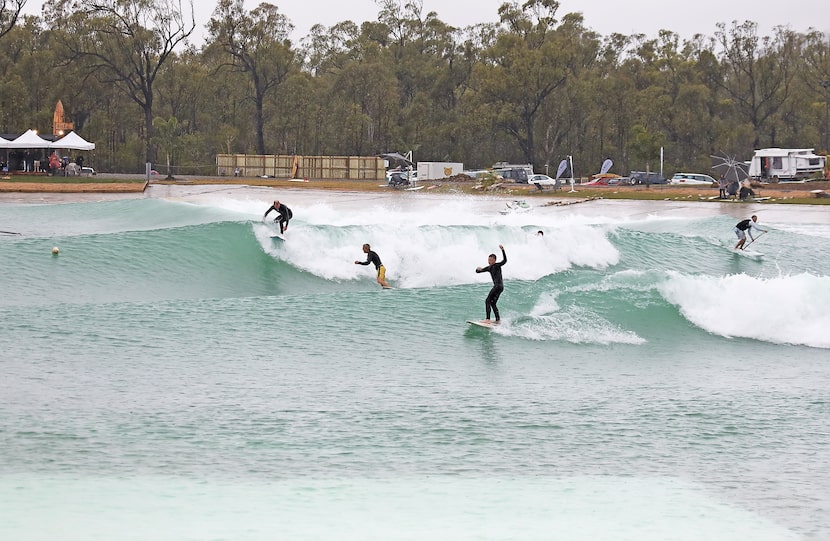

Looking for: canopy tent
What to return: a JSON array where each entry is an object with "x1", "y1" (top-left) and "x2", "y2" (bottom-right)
[
  {"x1": 6, "y1": 129, "x2": 51, "y2": 149},
  {"x1": 50, "y1": 131, "x2": 95, "y2": 151},
  {"x1": 380, "y1": 152, "x2": 414, "y2": 168}
]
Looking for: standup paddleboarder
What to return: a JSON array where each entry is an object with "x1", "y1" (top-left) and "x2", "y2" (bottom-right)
[{"x1": 734, "y1": 215, "x2": 767, "y2": 250}]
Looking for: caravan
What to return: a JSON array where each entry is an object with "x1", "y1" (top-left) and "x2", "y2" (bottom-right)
[{"x1": 748, "y1": 148, "x2": 826, "y2": 181}]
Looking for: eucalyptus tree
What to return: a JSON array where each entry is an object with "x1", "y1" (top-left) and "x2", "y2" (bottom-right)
[
  {"x1": 800, "y1": 30, "x2": 830, "y2": 152},
  {"x1": 471, "y1": 0, "x2": 590, "y2": 171},
  {"x1": 207, "y1": 0, "x2": 298, "y2": 155},
  {"x1": 302, "y1": 19, "x2": 401, "y2": 156},
  {"x1": 370, "y1": 1, "x2": 475, "y2": 160},
  {"x1": 0, "y1": 0, "x2": 25, "y2": 39},
  {"x1": 43, "y1": 0, "x2": 196, "y2": 164},
  {"x1": 626, "y1": 31, "x2": 722, "y2": 170},
  {"x1": 713, "y1": 21, "x2": 799, "y2": 148},
  {"x1": 0, "y1": 17, "x2": 46, "y2": 131},
  {"x1": 301, "y1": 21, "x2": 362, "y2": 154},
  {"x1": 323, "y1": 28, "x2": 400, "y2": 155}
]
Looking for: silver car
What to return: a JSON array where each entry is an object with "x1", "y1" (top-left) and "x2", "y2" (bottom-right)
[{"x1": 670, "y1": 173, "x2": 717, "y2": 185}]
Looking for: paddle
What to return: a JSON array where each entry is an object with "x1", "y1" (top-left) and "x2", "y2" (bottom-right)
[{"x1": 743, "y1": 230, "x2": 766, "y2": 250}]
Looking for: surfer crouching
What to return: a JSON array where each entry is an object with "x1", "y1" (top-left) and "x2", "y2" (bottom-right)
[{"x1": 263, "y1": 200, "x2": 293, "y2": 234}]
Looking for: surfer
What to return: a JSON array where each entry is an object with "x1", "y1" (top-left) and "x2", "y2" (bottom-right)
[
  {"x1": 354, "y1": 243, "x2": 391, "y2": 288},
  {"x1": 475, "y1": 245, "x2": 507, "y2": 323},
  {"x1": 263, "y1": 200, "x2": 293, "y2": 234},
  {"x1": 734, "y1": 215, "x2": 767, "y2": 250}
]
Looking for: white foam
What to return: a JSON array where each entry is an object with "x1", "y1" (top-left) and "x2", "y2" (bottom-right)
[
  {"x1": 659, "y1": 271, "x2": 830, "y2": 348},
  {"x1": 504, "y1": 293, "x2": 645, "y2": 344},
  {"x1": 241, "y1": 197, "x2": 620, "y2": 287}
]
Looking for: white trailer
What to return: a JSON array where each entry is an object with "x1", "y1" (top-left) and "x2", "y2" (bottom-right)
[
  {"x1": 416, "y1": 162, "x2": 463, "y2": 181},
  {"x1": 748, "y1": 148, "x2": 826, "y2": 181}
]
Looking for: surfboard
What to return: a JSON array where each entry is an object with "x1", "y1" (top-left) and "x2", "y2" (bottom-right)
[
  {"x1": 466, "y1": 320, "x2": 495, "y2": 329},
  {"x1": 270, "y1": 234, "x2": 285, "y2": 242},
  {"x1": 405, "y1": 185, "x2": 425, "y2": 191},
  {"x1": 731, "y1": 248, "x2": 763, "y2": 258},
  {"x1": 382, "y1": 286, "x2": 394, "y2": 289}
]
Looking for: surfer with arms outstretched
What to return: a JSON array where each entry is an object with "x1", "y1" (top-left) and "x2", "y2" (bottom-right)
[
  {"x1": 476, "y1": 244, "x2": 507, "y2": 324},
  {"x1": 355, "y1": 243, "x2": 391, "y2": 289}
]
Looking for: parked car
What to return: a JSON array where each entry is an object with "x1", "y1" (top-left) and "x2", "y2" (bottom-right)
[
  {"x1": 528, "y1": 174, "x2": 557, "y2": 187},
  {"x1": 582, "y1": 175, "x2": 623, "y2": 186},
  {"x1": 461, "y1": 170, "x2": 495, "y2": 181},
  {"x1": 495, "y1": 167, "x2": 529, "y2": 183},
  {"x1": 581, "y1": 177, "x2": 612, "y2": 186},
  {"x1": 670, "y1": 173, "x2": 717, "y2": 186},
  {"x1": 630, "y1": 171, "x2": 666, "y2": 184},
  {"x1": 386, "y1": 169, "x2": 417, "y2": 185}
]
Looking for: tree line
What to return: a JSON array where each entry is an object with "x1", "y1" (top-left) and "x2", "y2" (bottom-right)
[{"x1": 1, "y1": 0, "x2": 829, "y2": 177}]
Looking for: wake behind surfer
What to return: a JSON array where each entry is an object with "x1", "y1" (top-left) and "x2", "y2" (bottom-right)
[
  {"x1": 355, "y1": 243, "x2": 391, "y2": 288},
  {"x1": 475, "y1": 244, "x2": 507, "y2": 323},
  {"x1": 263, "y1": 199, "x2": 293, "y2": 234},
  {"x1": 734, "y1": 215, "x2": 767, "y2": 250}
]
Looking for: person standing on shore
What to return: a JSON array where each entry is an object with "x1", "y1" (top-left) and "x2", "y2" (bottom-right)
[
  {"x1": 263, "y1": 199, "x2": 293, "y2": 234},
  {"x1": 355, "y1": 243, "x2": 391, "y2": 289},
  {"x1": 734, "y1": 215, "x2": 767, "y2": 250},
  {"x1": 475, "y1": 244, "x2": 507, "y2": 323}
]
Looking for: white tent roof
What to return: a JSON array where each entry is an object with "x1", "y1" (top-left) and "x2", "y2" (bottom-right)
[
  {"x1": 50, "y1": 131, "x2": 95, "y2": 151},
  {"x1": 6, "y1": 129, "x2": 51, "y2": 149}
]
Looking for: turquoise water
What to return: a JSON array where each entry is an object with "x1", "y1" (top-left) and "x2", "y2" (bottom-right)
[{"x1": 1, "y1": 187, "x2": 828, "y2": 540}]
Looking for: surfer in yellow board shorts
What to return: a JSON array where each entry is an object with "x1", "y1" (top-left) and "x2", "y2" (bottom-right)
[{"x1": 354, "y1": 243, "x2": 391, "y2": 288}]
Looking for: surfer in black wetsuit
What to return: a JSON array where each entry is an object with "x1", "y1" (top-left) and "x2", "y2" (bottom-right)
[
  {"x1": 263, "y1": 200, "x2": 293, "y2": 234},
  {"x1": 476, "y1": 244, "x2": 507, "y2": 323},
  {"x1": 354, "y1": 243, "x2": 390, "y2": 288},
  {"x1": 734, "y1": 215, "x2": 767, "y2": 250}
]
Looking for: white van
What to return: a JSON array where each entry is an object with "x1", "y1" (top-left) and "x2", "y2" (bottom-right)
[{"x1": 669, "y1": 173, "x2": 716, "y2": 186}]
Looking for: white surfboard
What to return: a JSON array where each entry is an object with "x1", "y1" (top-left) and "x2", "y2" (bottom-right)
[
  {"x1": 731, "y1": 248, "x2": 763, "y2": 258},
  {"x1": 271, "y1": 234, "x2": 285, "y2": 242},
  {"x1": 466, "y1": 320, "x2": 496, "y2": 329}
]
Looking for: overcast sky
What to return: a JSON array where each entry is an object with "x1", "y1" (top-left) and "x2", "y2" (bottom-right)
[{"x1": 24, "y1": 0, "x2": 827, "y2": 45}]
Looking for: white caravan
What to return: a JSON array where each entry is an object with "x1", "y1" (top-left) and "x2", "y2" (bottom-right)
[{"x1": 747, "y1": 148, "x2": 826, "y2": 181}]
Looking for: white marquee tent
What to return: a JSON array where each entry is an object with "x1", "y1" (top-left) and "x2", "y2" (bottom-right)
[
  {"x1": 5, "y1": 129, "x2": 51, "y2": 149},
  {"x1": 0, "y1": 130, "x2": 95, "y2": 150},
  {"x1": 50, "y1": 131, "x2": 95, "y2": 151}
]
